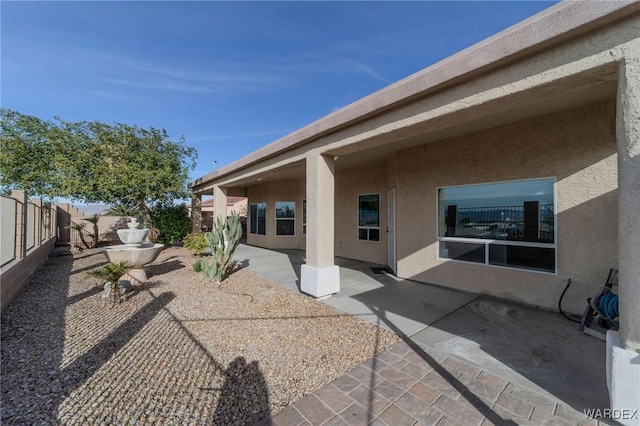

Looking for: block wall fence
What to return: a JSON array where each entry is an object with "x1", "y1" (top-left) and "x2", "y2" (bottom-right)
[{"x1": 0, "y1": 191, "x2": 129, "y2": 312}]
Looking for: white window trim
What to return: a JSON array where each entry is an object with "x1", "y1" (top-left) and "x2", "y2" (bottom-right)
[
  {"x1": 249, "y1": 202, "x2": 267, "y2": 236},
  {"x1": 357, "y1": 193, "x2": 381, "y2": 243},
  {"x1": 435, "y1": 177, "x2": 557, "y2": 275},
  {"x1": 275, "y1": 201, "x2": 296, "y2": 237},
  {"x1": 440, "y1": 237, "x2": 554, "y2": 249}
]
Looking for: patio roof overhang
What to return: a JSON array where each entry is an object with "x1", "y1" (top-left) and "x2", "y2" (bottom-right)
[{"x1": 190, "y1": 0, "x2": 639, "y2": 195}]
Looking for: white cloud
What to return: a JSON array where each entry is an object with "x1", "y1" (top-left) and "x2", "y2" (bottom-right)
[{"x1": 346, "y1": 59, "x2": 392, "y2": 85}]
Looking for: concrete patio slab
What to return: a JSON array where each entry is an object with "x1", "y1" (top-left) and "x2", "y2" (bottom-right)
[
  {"x1": 233, "y1": 244, "x2": 477, "y2": 337},
  {"x1": 234, "y1": 244, "x2": 301, "y2": 292},
  {"x1": 237, "y1": 244, "x2": 614, "y2": 425},
  {"x1": 408, "y1": 296, "x2": 610, "y2": 412},
  {"x1": 325, "y1": 278, "x2": 477, "y2": 338}
]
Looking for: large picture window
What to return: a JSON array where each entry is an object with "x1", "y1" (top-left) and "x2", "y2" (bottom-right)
[
  {"x1": 438, "y1": 178, "x2": 555, "y2": 273},
  {"x1": 249, "y1": 203, "x2": 266, "y2": 235},
  {"x1": 275, "y1": 201, "x2": 295, "y2": 236},
  {"x1": 358, "y1": 194, "x2": 380, "y2": 242}
]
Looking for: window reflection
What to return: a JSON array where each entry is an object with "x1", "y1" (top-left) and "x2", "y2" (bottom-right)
[{"x1": 438, "y1": 179, "x2": 555, "y2": 273}]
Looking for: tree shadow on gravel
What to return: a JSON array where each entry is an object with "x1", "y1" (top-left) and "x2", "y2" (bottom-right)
[
  {"x1": 65, "y1": 284, "x2": 104, "y2": 306},
  {"x1": 69, "y1": 260, "x2": 109, "y2": 275},
  {"x1": 2, "y1": 247, "x2": 277, "y2": 425},
  {"x1": 52, "y1": 292, "x2": 175, "y2": 402},
  {"x1": 146, "y1": 259, "x2": 185, "y2": 277},
  {"x1": 212, "y1": 356, "x2": 271, "y2": 426},
  {"x1": 0, "y1": 251, "x2": 178, "y2": 425}
]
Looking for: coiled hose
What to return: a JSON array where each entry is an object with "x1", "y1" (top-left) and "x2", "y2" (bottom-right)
[
  {"x1": 559, "y1": 278, "x2": 581, "y2": 323},
  {"x1": 599, "y1": 291, "x2": 619, "y2": 327}
]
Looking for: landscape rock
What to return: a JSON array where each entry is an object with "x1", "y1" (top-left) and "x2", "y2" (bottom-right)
[{"x1": 1, "y1": 247, "x2": 400, "y2": 424}]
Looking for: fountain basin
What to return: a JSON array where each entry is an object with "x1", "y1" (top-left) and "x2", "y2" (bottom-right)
[
  {"x1": 101, "y1": 243, "x2": 164, "y2": 284},
  {"x1": 102, "y1": 243, "x2": 164, "y2": 268},
  {"x1": 116, "y1": 228, "x2": 149, "y2": 245}
]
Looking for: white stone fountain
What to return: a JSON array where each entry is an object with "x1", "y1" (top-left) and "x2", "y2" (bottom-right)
[{"x1": 102, "y1": 218, "x2": 164, "y2": 284}]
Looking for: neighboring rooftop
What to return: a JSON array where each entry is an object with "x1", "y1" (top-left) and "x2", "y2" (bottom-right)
[{"x1": 200, "y1": 197, "x2": 247, "y2": 208}]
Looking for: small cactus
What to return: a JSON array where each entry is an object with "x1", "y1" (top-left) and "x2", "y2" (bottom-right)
[{"x1": 199, "y1": 212, "x2": 242, "y2": 283}]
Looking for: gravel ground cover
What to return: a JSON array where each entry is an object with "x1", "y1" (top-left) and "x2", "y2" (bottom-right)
[{"x1": 1, "y1": 246, "x2": 400, "y2": 425}]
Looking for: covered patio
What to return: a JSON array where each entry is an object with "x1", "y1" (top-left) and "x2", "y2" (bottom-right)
[{"x1": 193, "y1": 3, "x2": 640, "y2": 419}]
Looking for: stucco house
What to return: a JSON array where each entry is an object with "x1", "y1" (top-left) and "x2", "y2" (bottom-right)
[
  {"x1": 188, "y1": 196, "x2": 247, "y2": 230},
  {"x1": 191, "y1": 1, "x2": 640, "y2": 418}
]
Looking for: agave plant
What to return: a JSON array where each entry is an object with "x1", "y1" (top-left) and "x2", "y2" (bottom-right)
[{"x1": 198, "y1": 212, "x2": 242, "y2": 283}]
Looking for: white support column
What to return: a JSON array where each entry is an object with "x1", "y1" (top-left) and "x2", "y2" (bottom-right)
[
  {"x1": 616, "y1": 54, "x2": 640, "y2": 351},
  {"x1": 213, "y1": 185, "x2": 228, "y2": 222},
  {"x1": 608, "y1": 54, "x2": 640, "y2": 425},
  {"x1": 301, "y1": 153, "x2": 340, "y2": 297}
]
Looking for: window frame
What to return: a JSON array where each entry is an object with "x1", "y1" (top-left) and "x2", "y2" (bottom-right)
[
  {"x1": 249, "y1": 202, "x2": 267, "y2": 236},
  {"x1": 275, "y1": 201, "x2": 296, "y2": 237},
  {"x1": 302, "y1": 199, "x2": 307, "y2": 235},
  {"x1": 357, "y1": 193, "x2": 381, "y2": 243},
  {"x1": 436, "y1": 177, "x2": 557, "y2": 274}
]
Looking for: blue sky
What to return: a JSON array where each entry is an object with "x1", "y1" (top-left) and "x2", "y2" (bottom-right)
[{"x1": 2, "y1": 1, "x2": 557, "y2": 184}]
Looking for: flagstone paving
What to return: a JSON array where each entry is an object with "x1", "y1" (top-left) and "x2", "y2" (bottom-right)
[{"x1": 264, "y1": 339, "x2": 610, "y2": 425}]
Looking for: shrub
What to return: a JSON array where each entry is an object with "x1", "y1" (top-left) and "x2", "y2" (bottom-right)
[
  {"x1": 84, "y1": 214, "x2": 100, "y2": 248},
  {"x1": 183, "y1": 231, "x2": 209, "y2": 255},
  {"x1": 150, "y1": 202, "x2": 191, "y2": 245},
  {"x1": 67, "y1": 222, "x2": 91, "y2": 249},
  {"x1": 89, "y1": 260, "x2": 130, "y2": 283},
  {"x1": 89, "y1": 261, "x2": 130, "y2": 305}
]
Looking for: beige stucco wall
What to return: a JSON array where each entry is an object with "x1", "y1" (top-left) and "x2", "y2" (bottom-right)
[
  {"x1": 96, "y1": 216, "x2": 129, "y2": 242},
  {"x1": 55, "y1": 205, "x2": 128, "y2": 244},
  {"x1": 334, "y1": 163, "x2": 389, "y2": 265},
  {"x1": 245, "y1": 165, "x2": 391, "y2": 264},
  {"x1": 197, "y1": 199, "x2": 248, "y2": 216},
  {"x1": 246, "y1": 179, "x2": 306, "y2": 250},
  {"x1": 243, "y1": 101, "x2": 617, "y2": 314},
  {"x1": 394, "y1": 101, "x2": 618, "y2": 314}
]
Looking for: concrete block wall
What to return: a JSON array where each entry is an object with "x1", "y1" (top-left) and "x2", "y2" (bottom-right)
[{"x1": 0, "y1": 191, "x2": 58, "y2": 313}]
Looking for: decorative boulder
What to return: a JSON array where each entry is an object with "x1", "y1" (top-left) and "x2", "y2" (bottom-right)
[{"x1": 103, "y1": 280, "x2": 133, "y2": 298}]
